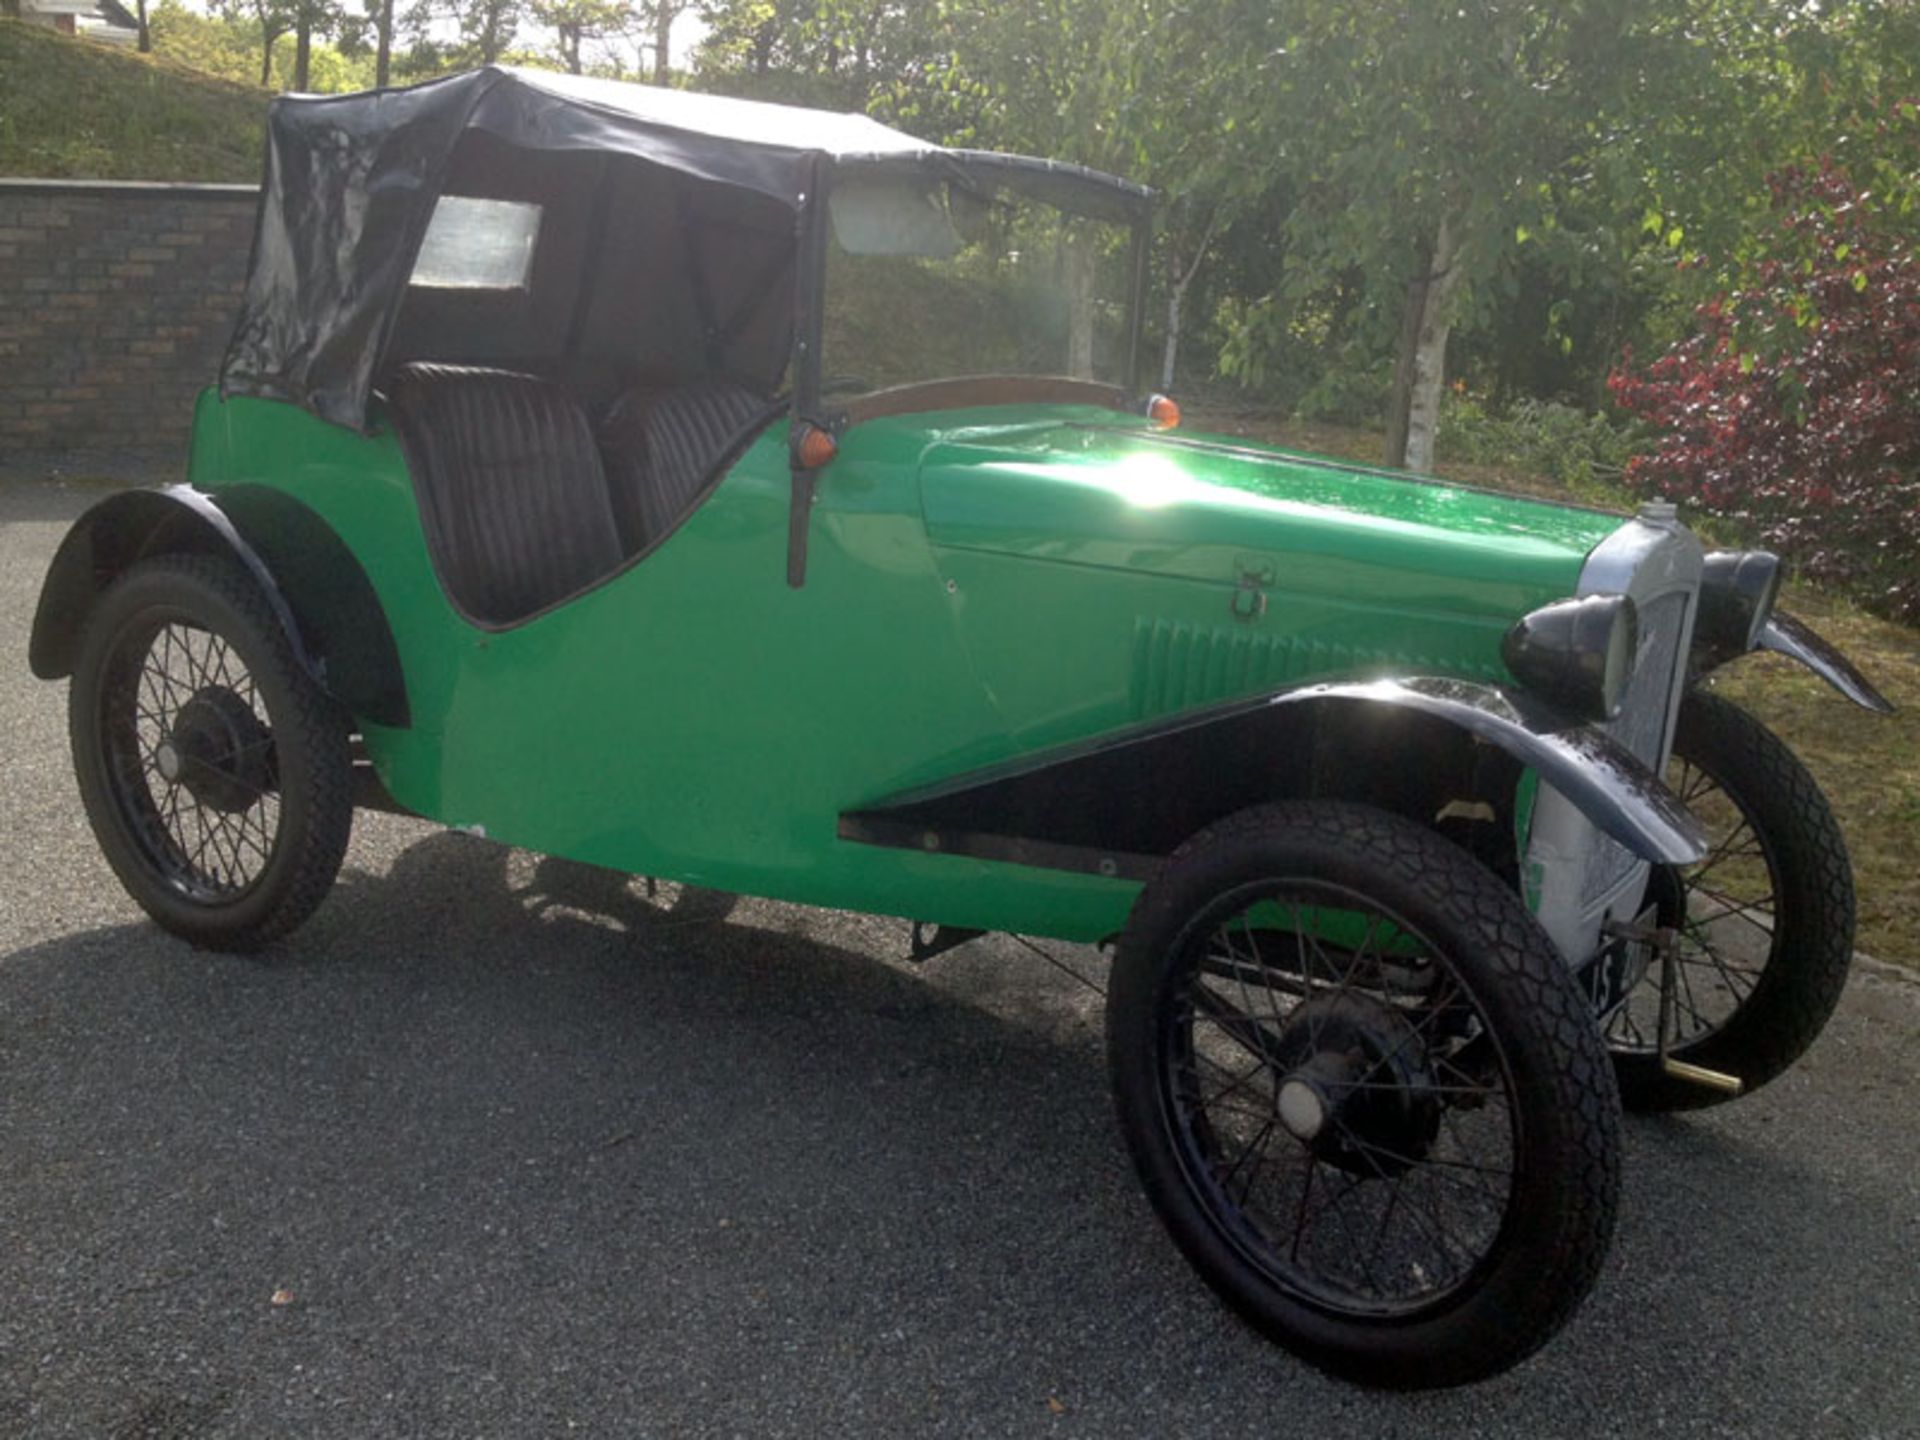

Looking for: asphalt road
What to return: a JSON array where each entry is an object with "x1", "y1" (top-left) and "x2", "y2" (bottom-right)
[{"x1": 3, "y1": 475, "x2": 1918, "y2": 1439}]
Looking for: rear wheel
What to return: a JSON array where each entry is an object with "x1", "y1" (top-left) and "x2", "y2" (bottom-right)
[
  {"x1": 1606, "y1": 691, "x2": 1853, "y2": 1111},
  {"x1": 69, "y1": 554, "x2": 353, "y2": 952},
  {"x1": 1108, "y1": 802, "x2": 1621, "y2": 1388}
]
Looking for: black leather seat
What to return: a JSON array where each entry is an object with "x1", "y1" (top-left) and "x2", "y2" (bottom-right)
[
  {"x1": 598, "y1": 379, "x2": 774, "y2": 553},
  {"x1": 387, "y1": 364, "x2": 625, "y2": 626}
]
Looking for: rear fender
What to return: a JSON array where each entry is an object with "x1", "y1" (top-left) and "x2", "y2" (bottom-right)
[
  {"x1": 840, "y1": 676, "x2": 1707, "y2": 881},
  {"x1": 29, "y1": 484, "x2": 409, "y2": 728}
]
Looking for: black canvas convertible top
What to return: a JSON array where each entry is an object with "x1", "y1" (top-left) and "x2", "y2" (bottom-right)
[{"x1": 220, "y1": 66, "x2": 1152, "y2": 432}]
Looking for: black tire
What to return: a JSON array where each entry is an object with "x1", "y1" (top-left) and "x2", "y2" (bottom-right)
[
  {"x1": 1108, "y1": 801, "x2": 1621, "y2": 1389},
  {"x1": 1606, "y1": 691, "x2": 1853, "y2": 1112},
  {"x1": 69, "y1": 553, "x2": 353, "y2": 952}
]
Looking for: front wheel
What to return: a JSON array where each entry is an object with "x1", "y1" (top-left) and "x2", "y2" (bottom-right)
[
  {"x1": 1606, "y1": 691, "x2": 1854, "y2": 1111},
  {"x1": 69, "y1": 553, "x2": 353, "y2": 952},
  {"x1": 1108, "y1": 801, "x2": 1621, "y2": 1389}
]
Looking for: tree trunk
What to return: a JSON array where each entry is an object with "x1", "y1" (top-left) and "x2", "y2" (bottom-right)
[
  {"x1": 1161, "y1": 278, "x2": 1184, "y2": 393},
  {"x1": 653, "y1": 5, "x2": 673, "y2": 83},
  {"x1": 260, "y1": 26, "x2": 278, "y2": 87},
  {"x1": 1064, "y1": 231, "x2": 1096, "y2": 379},
  {"x1": 1159, "y1": 209, "x2": 1218, "y2": 392},
  {"x1": 293, "y1": 18, "x2": 312, "y2": 91},
  {"x1": 751, "y1": 15, "x2": 773, "y2": 76},
  {"x1": 1384, "y1": 241, "x2": 1430, "y2": 469},
  {"x1": 479, "y1": 2, "x2": 508, "y2": 64},
  {"x1": 1384, "y1": 216, "x2": 1462, "y2": 472},
  {"x1": 1404, "y1": 216, "x2": 1463, "y2": 473},
  {"x1": 375, "y1": 0, "x2": 392, "y2": 87},
  {"x1": 135, "y1": 0, "x2": 149, "y2": 52}
]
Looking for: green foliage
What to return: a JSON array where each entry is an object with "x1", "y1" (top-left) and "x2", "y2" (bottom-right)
[
  {"x1": 1212, "y1": 292, "x2": 1386, "y2": 424},
  {"x1": 1211, "y1": 293, "x2": 1289, "y2": 392},
  {"x1": 693, "y1": 0, "x2": 945, "y2": 112},
  {"x1": 298, "y1": 31, "x2": 374, "y2": 89},
  {"x1": 1437, "y1": 393, "x2": 1647, "y2": 493},
  {"x1": 150, "y1": 2, "x2": 373, "y2": 91},
  {"x1": 151, "y1": 1, "x2": 261, "y2": 85},
  {"x1": 393, "y1": 0, "x2": 523, "y2": 72},
  {"x1": 1173, "y1": 0, "x2": 1920, "y2": 446},
  {"x1": 529, "y1": 0, "x2": 629, "y2": 73}
]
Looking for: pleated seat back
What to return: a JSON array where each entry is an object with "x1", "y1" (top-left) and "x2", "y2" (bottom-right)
[{"x1": 388, "y1": 364, "x2": 626, "y2": 626}]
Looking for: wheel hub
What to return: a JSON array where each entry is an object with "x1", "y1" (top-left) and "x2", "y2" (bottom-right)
[
  {"x1": 1270, "y1": 993, "x2": 1443, "y2": 1177},
  {"x1": 168, "y1": 687, "x2": 274, "y2": 813},
  {"x1": 1276, "y1": 1076, "x2": 1329, "y2": 1141}
]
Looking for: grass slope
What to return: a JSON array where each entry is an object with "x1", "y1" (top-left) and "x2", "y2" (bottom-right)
[{"x1": 0, "y1": 19, "x2": 264, "y2": 182}]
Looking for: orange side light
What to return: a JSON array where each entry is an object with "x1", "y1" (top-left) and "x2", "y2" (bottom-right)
[
  {"x1": 795, "y1": 423, "x2": 839, "y2": 469},
  {"x1": 1146, "y1": 394, "x2": 1182, "y2": 430}
]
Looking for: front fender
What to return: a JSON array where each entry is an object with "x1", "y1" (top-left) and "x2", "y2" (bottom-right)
[
  {"x1": 1755, "y1": 612, "x2": 1895, "y2": 714},
  {"x1": 1305, "y1": 677, "x2": 1706, "y2": 863},
  {"x1": 840, "y1": 675, "x2": 1707, "y2": 881}
]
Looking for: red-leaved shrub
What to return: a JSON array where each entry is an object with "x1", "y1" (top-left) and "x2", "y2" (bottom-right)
[{"x1": 1609, "y1": 134, "x2": 1920, "y2": 621}]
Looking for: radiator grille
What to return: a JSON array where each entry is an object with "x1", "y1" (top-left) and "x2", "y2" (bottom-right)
[
  {"x1": 1610, "y1": 590, "x2": 1687, "y2": 768},
  {"x1": 1581, "y1": 588, "x2": 1690, "y2": 903}
]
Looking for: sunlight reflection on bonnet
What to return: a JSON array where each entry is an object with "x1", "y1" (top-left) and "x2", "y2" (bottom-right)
[{"x1": 1106, "y1": 452, "x2": 1211, "y2": 509}]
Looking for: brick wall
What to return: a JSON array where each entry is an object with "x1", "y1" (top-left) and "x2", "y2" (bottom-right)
[{"x1": 0, "y1": 178, "x2": 259, "y2": 457}]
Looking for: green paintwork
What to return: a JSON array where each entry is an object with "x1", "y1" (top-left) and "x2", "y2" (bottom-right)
[{"x1": 185, "y1": 389, "x2": 1620, "y2": 941}]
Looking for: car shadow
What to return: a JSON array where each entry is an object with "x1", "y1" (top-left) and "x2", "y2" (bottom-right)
[{"x1": 1, "y1": 827, "x2": 1913, "y2": 1436}]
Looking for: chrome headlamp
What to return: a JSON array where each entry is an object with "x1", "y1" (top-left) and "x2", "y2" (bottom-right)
[
  {"x1": 1501, "y1": 593, "x2": 1639, "y2": 722},
  {"x1": 1691, "y1": 550, "x2": 1782, "y2": 672}
]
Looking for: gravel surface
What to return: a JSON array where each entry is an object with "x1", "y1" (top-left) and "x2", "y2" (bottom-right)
[{"x1": 4, "y1": 475, "x2": 1917, "y2": 1438}]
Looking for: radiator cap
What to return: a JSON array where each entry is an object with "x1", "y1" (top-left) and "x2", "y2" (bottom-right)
[{"x1": 1637, "y1": 500, "x2": 1679, "y2": 524}]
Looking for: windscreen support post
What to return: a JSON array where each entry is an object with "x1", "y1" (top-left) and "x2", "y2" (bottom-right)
[
  {"x1": 1123, "y1": 214, "x2": 1151, "y2": 396},
  {"x1": 787, "y1": 155, "x2": 831, "y2": 589}
]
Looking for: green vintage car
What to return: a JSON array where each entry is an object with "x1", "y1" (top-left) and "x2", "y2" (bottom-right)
[{"x1": 29, "y1": 68, "x2": 1894, "y2": 1387}]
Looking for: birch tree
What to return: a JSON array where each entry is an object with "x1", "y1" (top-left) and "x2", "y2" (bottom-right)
[{"x1": 1260, "y1": 1, "x2": 1676, "y2": 470}]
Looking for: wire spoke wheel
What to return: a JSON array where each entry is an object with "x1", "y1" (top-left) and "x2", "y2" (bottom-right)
[
  {"x1": 1606, "y1": 752, "x2": 1774, "y2": 1055},
  {"x1": 1173, "y1": 883, "x2": 1515, "y2": 1315},
  {"x1": 71, "y1": 555, "x2": 352, "y2": 952},
  {"x1": 102, "y1": 617, "x2": 284, "y2": 902},
  {"x1": 1109, "y1": 801, "x2": 1619, "y2": 1388},
  {"x1": 1605, "y1": 692, "x2": 1853, "y2": 1111}
]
